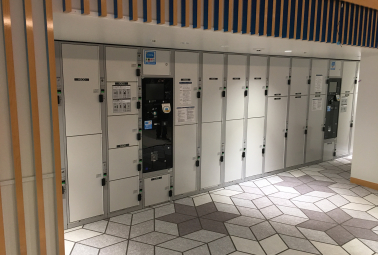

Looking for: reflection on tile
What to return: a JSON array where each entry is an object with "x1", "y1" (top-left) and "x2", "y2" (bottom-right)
[
  {"x1": 311, "y1": 241, "x2": 349, "y2": 255},
  {"x1": 225, "y1": 223, "x2": 255, "y2": 240},
  {"x1": 315, "y1": 199, "x2": 337, "y2": 212},
  {"x1": 360, "y1": 239, "x2": 378, "y2": 253},
  {"x1": 70, "y1": 244, "x2": 99, "y2": 255},
  {"x1": 64, "y1": 229, "x2": 102, "y2": 242},
  {"x1": 110, "y1": 214, "x2": 132, "y2": 225},
  {"x1": 99, "y1": 241, "x2": 127, "y2": 255},
  {"x1": 183, "y1": 229, "x2": 225, "y2": 243},
  {"x1": 365, "y1": 194, "x2": 378, "y2": 206},
  {"x1": 208, "y1": 236, "x2": 236, "y2": 255},
  {"x1": 79, "y1": 234, "x2": 125, "y2": 248},
  {"x1": 132, "y1": 231, "x2": 176, "y2": 245},
  {"x1": 83, "y1": 220, "x2": 108, "y2": 233},
  {"x1": 105, "y1": 222, "x2": 130, "y2": 238},
  {"x1": 280, "y1": 235, "x2": 319, "y2": 254},
  {"x1": 65, "y1": 240, "x2": 75, "y2": 255},
  {"x1": 369, "y1": 208, "x2": 378, "y2": 220},
  {"x1": 259, "y1": 234, "x2": 288, "y2": 255},
  {"x1": 342, "y1": 195, "x2": 373, "y2": 205},
  {"x1": 342, "y1": 238, "x2": 374, "y2": 255},
  {"x1": 231, "y1": 236, "x2": 265, "y2": 255},
  {"x1": 127, "y1": 240, "x2": 154, "y2": 255},
  {"x1": 342, "y1": 203, "x2": 374, "y2": 212},
  {"x1": 211, "y1": 194, "x2": 234, "y2": 205},
  {"x1": 327, "y1": 194, "x2": 350, "y2": 207},
  {"x1": 215, "y1": 202, "x2": 240, "y2": 214},
  {"x1": 158, "y1": 237, "x2": 203, "y2": 252}
]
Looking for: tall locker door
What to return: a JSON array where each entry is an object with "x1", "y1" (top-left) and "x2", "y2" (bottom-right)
[
  {"x1": 268, "y1": 57, "x2": 290, "y2": 97},
  {"x1": 174, "y1": 124, "x2": 198, "y2": 195},
  {"x1": 202, "y1": 53, "x2": 224, "y2": 123},
  {"x1": 286, "y1": 96, "x2": 308, "y2": 167},
  {"x1": 310, "y1": 60, "x2": 328, "y2": 95},
  {"x1": 175, "y1": 51, "x2": 199, "y2": 125},
  {"x1": 341, "y1": 61, "x2": 357, "y2": 94},
  {"x1": 249, "y1": 56, "x2": 267, "y2": 118},
  {"x1": 201, "y1": 122, "x2": 222, "y2": 188},
  {"x1": 265, "y1": 97, "x2": 288, "y2": 172},
  {"x1": 106, "y1": 47, "x2": 138, "y2": 82},
  {"x1": 226, "y1": 55, "x2": 247, "y2": 120},
  {"x1": 246, "y1": 118, "x2": 265, "y2": 177},
  {"x1": 336, "y1": 95, "x2": 353, "y2": 156},
  {"x1": 67, "y1": 135, "x2": 103, "y2": 222},
  {"x1": 225, "y1": 119, "x2": 244, "y2": 182},
  {"x1": 62, "y1": 44, "x2": 101, "y2": 136},
  {"x1": 306, "y1": 95, "x2": 326, "y2": 163},
  {"x1": 291, "y1": 58, "x2": 310, "y2": 96}
]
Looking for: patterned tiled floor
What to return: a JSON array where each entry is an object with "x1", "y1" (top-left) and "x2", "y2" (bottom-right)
[{"x1": 65, "y1": 156, "x2": 378, "y2": 255}]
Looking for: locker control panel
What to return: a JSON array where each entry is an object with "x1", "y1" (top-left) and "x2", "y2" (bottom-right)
[
  {"x1": 142, "y1": 78, "x2": 173, "y2": 173},
  {"x1": 324, "y1": 78, "x2": 342, "y2": 139}
]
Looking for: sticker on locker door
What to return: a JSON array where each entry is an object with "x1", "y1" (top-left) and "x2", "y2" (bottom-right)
[
  {"x1": 144, "y1": 51, "x2": 156, "y2": 65},
  {"x1": 315, "y1": 75, "x2": 323, "y2": 93},
  {"x1": 177, "y1": 106, "x2": 195, "y2": 123},
  {"x1": 312, "y1": 98, "x2": 323, "y2": 111},
  {"x1": 162, "y1": 103, "x2": 171, "y2": 113},
  {"x1": 330, "y1": 61, "x2": 336, "y2": 70},
  {"x1": 179, "y1": 83, "x2": 192, "y2": 104},
  {"x1": 144, "y1": 120, "x2": 153, "y2": 130}
]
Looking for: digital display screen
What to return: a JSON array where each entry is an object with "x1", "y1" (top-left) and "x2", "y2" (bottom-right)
[
  {"x1": 329, "y1": 82, "x2": 337, "y2": 93},
  {"x1": 146, "y1": 83, "x2": 165, "y2": 100}
]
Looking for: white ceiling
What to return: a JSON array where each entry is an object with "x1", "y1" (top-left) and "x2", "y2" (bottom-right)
[{"x1": 53, "y1": 10, "x2": 378, "y2": 60}]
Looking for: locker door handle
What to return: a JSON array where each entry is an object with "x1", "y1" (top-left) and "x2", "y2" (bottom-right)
[
  {"x1": 196, "y1": 160, "x2": 200, "y2": 167},
  {"x1": 350, "y1": 123, "x2": 353, "y2": 128},
  {"x1": 137, "y1": 101, "x2": 141, "y2": 109},
  {"x1": 333, "y1": 151, "x2": 336, "y2": 157},
  {"x1": 308, "y1": 79, "x2": 311, "y2": 84},
  {"x1": 57, "y1": 95, "x2": 61, "y2": 105},
  {"x1": 169, "y1": 190, "x2": 173, "y2": 197},
  {"x1": 137, "y1": 133, "x2": 142, "y2": 140},
  {"x1": 287, "y1": 80, "x2": 291, "y2": 85},
  {"x1": 197, "y1": 91, "x2": 201, "y2": 98},
  {"x1": 101, "y1": 178, "x2": 106, "y2": 186},
  {"x1": 137, "y1": 163, "x2": 142, "y2": 171},
  {"x1": 99, "y1": 94, "x2": 104, "y2": 103},
  {"x1": 285, "y1": 132, "x2": 288, "y2": 138},
  {"x1": 322, "y1": 126, "x2": 325, "y2": 132},
  {"x1": 244, "y1": 90, "x2": 248, "y2": 97},
  {"x1": 262, "y1": 148, "x2": 265, "y2": 154},
  {"x1": 62, "y1": 186, "x2": 65, "y2": 195},
  {"x1": 304, "y1": 130, "x2": 308, "y2": 135},
  {"x1": 242, "y1": 152, "x2": 245, "y2": 158},
  {"x1": 265, "y1": 90, "x2": 268, "y2": 96},
  {"x1": 222, "y1": 91, "x2": 226, "y2": 97},
  {"x1": 136, "y1": 69, "x2": 141, "y2": 77},
  {"x1": 354, "y1": 79, "x2": 357, "y2": 84},
  {"x1": 220, "y1": 156, "x2": 224, "y2": 162},
  {"x1": 138, "y1": 194, "x2": 142, "y2": 201}
]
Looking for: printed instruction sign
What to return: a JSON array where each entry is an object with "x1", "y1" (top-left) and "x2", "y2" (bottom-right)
[
  {"x1": 177, "y1": 106, "x2": 195, "y2": 123},
  {"x1": 112, "y1": 84, "x2": 132, "y2": 113},
  {"x1": 179, "y1": 82, "x2": 192, "y2": 105},
  {"x1": 144, "y1": 51, "x2": 156, "y2": 65},
  {"x1": 314, "y1": 75, "x2": 323, "y2": 93},
  {"x1": 311, "y1": 98, "x2": 323, "y2": 111}
]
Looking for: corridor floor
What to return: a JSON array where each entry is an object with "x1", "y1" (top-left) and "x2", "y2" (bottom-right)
[{"x1": 64, "y1": 156, "x2": 378, "y2": 255}]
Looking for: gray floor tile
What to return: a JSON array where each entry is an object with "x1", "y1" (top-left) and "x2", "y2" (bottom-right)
[
  {"x1": 99, "y1": 241, "x2": 128, "y2": 255},
  {"x1": 201, "y1": 211, "x2": 239, "y2": 222},
  {"x1": 328, "y1": 194, "x2": 350, "y2": 207},
  {"x1": 131, "y1": 231, "x2": 176, "y2": 245},
  {"x1": 231, "y1": 236, "x2": 265, "y2": 255},
  {"x1": 306, "y1": 180, "x2": 334, "y2": 187},
  {"x1": 155, "y1": 220, "x2": 179, "y2": 236},
  {"x1": 83, "y1": 220, "x2": 108, "y2": 233},
  {"x1": 279, "y1": 176, "x2": 303, "y2": 184},
  {"x1": 232, "y1": 192, "x2": 264, "y2": 201},
  {"x1": 127, "y1": 240, "x2": 154, "y2": 255},
  {"x1": 79, "y1": 234, "x2": 125, "y2": 248},
  {"x1": 270, "y1": 215, "x2": 308, "y2": 226},
  {"x1": 325, "y1": 225, "x2": 355, "y2": 245},
  {"x1": 225, "y1": 185, "x2": 244, "y2": 192},
  {"x1": 360, "y1": 239, "x2": 378, "y2": 253},
  {"x1": 259, "y1": 234, "x2": 288, "y2": 255},
  {"x1": 157, "y1": 213, "x2": 196, "y2": 224},
  {"x1": 175, "y1": 203, "x2": 198, "y2": 217},
  {"x1": 175, "y1": 197, "x2": 195, "y2": 207},
  {"x1": 294, "y1": 184, "x2": 314, "y2": 195},
  {"x1": 196, "y1": 202, "x2": 218, "y2": 217},
  {"x1": 298, "y1": 227, "x2": 337, "y2": 245},
  {"x1": 184, "y1": 244, "x2": 211, "y2": 255},
  {"x1": 260, "y1": 205, "x2": 283, "y2": 219},
  {"x1": 129, "y1": 220, "x2": 154, "y2": 238},
  {"x1": 110, "y1": 214, "x2": 132, "y2": 225},
  {"x1": 308, "y1": 185, "x2": 336, "y2": 194},
  {"x1": 280, "y1": 235, "x2": 320, "y2": 254},
  {"x1": 231, "y1": 198, "x2": 257, "y2": 208},
  {"x1": 71, "y1": 243, "x2": 99, "y2": 255},
  {"x1": 226, "y1": 216, "x2": 265, "y2": 227},
  {"x1": 155, "y1": 247, "x2": 181, "y2": 255},
  {"x1": 208, "y1": 236, "x2": 236, "y2": 255},
  {"x1": 342, "y1": 218, "x2": 378, "y2": 229},
  {"x1": 326, "y1": 208, "x2": 352, "y2": 224},
  {"x1": 200, "y1": 218, "x2": 229, "y2": 235},
  {"x1": 183, "y1": 229, "x2": 225, "y2": 243},
  {"x1": 236, "y1": 206, "x2": 265, "y2": 219},
  {"x1": 225, "y1": 223, "x2": 255, "y2": 240},
  {"x1": 297, "y1": 175, "x2": 316, "y2": 183},
  {"x1": 250, "y1": 221, "x2": 276, "y2": 240},
  {"x1": 155, "y1": 204, "x2": 176, "y2": 218},
  {"x1": 105, "y1": 222, "x2": 130, "y2": 238},
  {"x1": 351, "y1": 186, "x2": 372, "y2": 197},
  {"x1": 301, "y1": 209, "x2": 336, "y2": 223},
  {"x1": 270, "y1": 221, "x2": 305, "y2": 238},
  {"x1": 178, "y1": 218, "x2": 202, "y2": 236},
  {"x1": 253, "y1": 197, "x2": 273, "y2": 209},
  {"x1": 240, "y1": 186, "x2": 264, "y2": 195},
  {"x1": 343, "y1": 226, "x2": 378, "y2": 241},
  {"x1": 275, "y1": 181, "x2": 303, "y2": 188},
  {"x1": 269, "y1": 197, "x2": 296, "y2": 207},
  {"x1": 158, "y1": 237, "x2": 203, "y2": 252},
  {"x1": 215, "y1": 202, "x2": 240, "y2": 215},
  {"x1": 296, "y1": 220, "x2": 337, "y2": 231},
  {"x1": 132, "y1": 209, "x2": 154, "y2": 225}
]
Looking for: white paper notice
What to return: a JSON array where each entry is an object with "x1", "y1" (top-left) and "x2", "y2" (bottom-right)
[
  {"x1": 312, "y1": 98, "x2": 323, "y2": 111},
  {"x1": 179, "y1": 83, "x2": 192, "y2": 105},
  {"x1": 177, "y1": 106, "x2": 195, "y2": 123},
  {"x1": 315, "y1": 75, "x2": 323, "y2": 93}
]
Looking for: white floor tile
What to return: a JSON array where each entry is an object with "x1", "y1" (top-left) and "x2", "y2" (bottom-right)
[
  {"x1": 275, "y1": 186, "x2": 300, "y2": 194},
  {"x1": 269, "y1": 192, "x2": 300, "y2": 200},
  {"x1": 315, "y1": 199, "x2": 337, "y2": 212},
  {"x1": 64, "y1": 226, "x2": 83, "y2": 234},
  {"x1": 298, "y1": 227, "x2": 337, "y2": 245},
  {"x1": 211, "y1": 189, "x2": 242, "y2": 197},
  {"x1": 368, "y1": 207, "x2": 378, "y2": 220},
  {"x1": 311, "y1": 241, "x2": 349, "y2": 255},
  {"x1": 289, "y1": 170, "x2": 306, "y2": 177},
  {"x1": 65, "y1": 240, "x2": 75, "y2": 255},
  {"x1": 277, "y1": 205, "x2": 308, "y2": 218},
  {"x1": 259, "y1": 234, "x2": 288, "y2": 255},
  {"x1": 64, "y1": 229, "x2": 102, "y2": 242},
  {"x1": 302, "y1": 170, "x2": 324, "y2": 176},
  {"x1": 311, "y1": 175, "x2": 334, "y2": 182},
  {"x1": 305, "y1": 191, "x2": 335, "y2": 198},
  {"x1": 279, "y1": 250, "x2": 314, "y2": 255},
  {"x1": 292, "y1": 195, "x2": 324, "y2": 203},
  {"x1": 260, "y1": 185, "x2": 279, "y2": 195},
  {"x1": 193, "y1": 194, "x2": 212, "y2": 206},
  {"x1": 327, "y1": 194, "x2": 350, "y2": 207},
  {"x1": 342, "y1": 238, "x2": 374, "y2": 255},
  {"x1": 266, "y1": 176, "x2": 283, "y2": 185},
  {"x1": 341, "y1": 203, "x2": 374, "y2": 211},
  {"x1": 231, "y1": 236, "x2": 265, "y2": 255},
  {"x1": 342, "y1": 195, "x2": 373, "y2": 205},
  {"x1": 210, "y1": 194, "x2": 234, "y2": 205},
  {"x1": 365, "y1": 194, "x2": 378, "y2": 205},
  {"x1": 330, "y1": 187, "x2": 359, "y2": 196},
  {"x1": 292, "y1": 201, "x2": 322, "y2": 212},
  {"x1": 254, "y1": 179, "x2": 271, "y2": 188},
  {"x1": 342, "y1": 209, "x2": 378, "y2": 221}
]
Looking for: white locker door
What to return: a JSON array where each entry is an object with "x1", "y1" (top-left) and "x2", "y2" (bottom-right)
[
  {"x1": 202, "y1": 53, "x2": 224, "y2": 123},
  {"x1": 268, "y1": 57, "x2": 290, "y2": 97},
  {"x1": 175, "y1": 52, "x2": 199, "y2": 125},
  {"x1": 265, "y1": 97, "x2": 288, "y2": 172},
  {"x1": 225, "y1": 119, "x2": 244, "y2": 182},
  {"x1": 323, "y1": 141, "x2": 335, "y2": 161},
  {"x1": 226, "y1": 55, "x2": 247, "y2": 121},
  {"x1": 62, "y1": 44, "x2": 101, "y2": 136},
  {"x1": 249, "y1": 56, "x2": 267, "y2": 118},
  {"x1": 143, "y1": 50, "x2": 171, "y2": 76},
  {"x1": 108, "y1": 115, "x2": 139, "y2": 149},
  {"x1": 106, "y1": 47, "x2": 138, "y2": 82},
  {"x1": 291, "y1": 58, "x2": 310, "y2": 96},
  {"x1": 201, "y1": 122, "x2": 222, "y2": 189},
  {"x1": 286, "y1": 96, "x2": 308, "y2": 167},
  {"x1": 341, "y1": 61, "x2": 357, "y2": 94},
  {"x1": 310, "y1": 59, "x2": 328, "y2": 95},
  {"x1": 336, "y1": 95, "x2": 353, "y2": 157},
  {"x1": 144, "y1": 175, "x2": 170, "y2": 207},
  {"x1": 109, "y1": 146, "x2": 139, "y2": 181},
  {"x1": 174, "y1": 124, "x2": 197, "y2": 195},
  {"x1": 109, "y1": 176, "x2": 139, "y2": 212},
  {"x1": 246, "y1": 118, "x2": 265, "y2": 177},
  {"x1": 67, "y1": 135, "x2": 103, "y2": 222},
  {"x1": 306, "y1": 95, "x2": 326, "y2": 163},
  {"x1": 107, "y1": 81, "x2": 138, "y2": 115},
  {"x1": 329, "y1": 60, "x2": 342, "y2": 77}
]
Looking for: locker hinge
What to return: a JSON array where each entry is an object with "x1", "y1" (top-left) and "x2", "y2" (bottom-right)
[
  {"x1": 138, "y1": 194, "x2": 142, "y2": 201},
  {"x1": 136, "y1": 69, "x2": 141, "y2": 77},
  {"x1": 197, "y1": 91, "x2": 201, "y2": 98},
  {"x1": 137, "y1": 133, "x2": 142, "y2": 140},
  {"x1": 220, "y1": 156, "x2": 224, "y2": 162},
  {"x1": 242, "y1": 152, "x2": 246, "y2": 158},
  {"x1": 138, "y1": 163, "x2": 142, "y2": 171},
  {"x1": 262, "y1": 148, "x2": 265, "y2": 154},
  {"x1": 168, "y1": 190, "x2": 173, "y2": 197},
  {"x1": 99, "y1": 94, "x2": 104, "y2": 103},
  {"x1": 244, "y1": 90, "x2": 248, "y2": 97},
  {"x1": 137, "y1": 101, "x2": 141, "y2": 109},
  {"x1": 101, "y1": 178, "x2": 106, "y2": 186},
  {"x1": 196, "y1": 160, "x2": 200, "y2": 167},
  {"x1": 222, "y1": 90, "x2": 226, "y2": 97},
  {"x1": 287, "y1": 80, "x2": 291, "y2": 85}
]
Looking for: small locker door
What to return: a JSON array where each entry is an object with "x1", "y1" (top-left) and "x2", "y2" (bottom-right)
[
  {"x1": 310, "y1": 60, "x2": 328, "y2": 95},
  {"x1": 246, "y1": 118, "x2": 265, "y2": 177},
  {"x1": 226, "y1": 55, "x2": 247, "y2": 121},
  {"x1": 265, "y1": 97, "x2": 288, "y2": 172},
  {"x1": 268, "y1": 57, "x2": 290, "y2": 97},
  {"x1": 62, "y1": 44, "x2": 101, "y2": 136},
  {"x1": 202, "y1": 53, "x2": 224, "y2": 123},
  {"x1": 341, "y1": 61, "x2": 357, "y2": 94},
  {"x1": 109, "y1": 176, "x2": 139, "y2": 212},
  {"x1": 67, "y1": 135, "x2": 103, "y2": 222},
  {"x1": 306, "y1": 95, "x2": 326, "y2": 163},
  {"x1": 225, "y1": 119, "x2": 244, "y2": 182},
  {"x1": 286, "y1": 96, "x2": 308, "y2": 167},
  {"x1": 109, "y1": 146, "x2": 139, "y2": 181},
  {"x1": 249, "y1": 56, "x2": 267, "y2": 118},
  {"x1": 144, "y1": 175, "x2": 170, "y2": 207},
  {"x1": 336, "y1": 95, "x2": 353, "y2": 156},
  {"x1": 106, "y1": 47, "x2": 138, "y2": 82},
  {"x1": 201, "y1": 122, "x2": 222, "y2": 188},
  {"x1": 175, "y1": 51, "x2": 199, "y2": 125},
  {"x1": 108, "y1": 115, "x2": 139, "y2": 148},
  {"x1": 291, "y1": 58, "x2": 310, "y2": 96},
  {"x1": 174, "y1": 124, "x2": 198, "y2": 195}
]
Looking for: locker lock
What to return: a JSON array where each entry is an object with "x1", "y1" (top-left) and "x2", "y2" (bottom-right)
[
  {"x1": 220, "y1": 155, "x2": 224, "y2": 162},
  {"x1": 101, "y1": 178, "x2": 106, "y2": 186},
  {"x1": 138, "y1": 194, "x2": 142, "y2": 201},
  {"x1": 137, "y1": 163, "x2": 142, "y2": 171},
  {"x1": 169, "y1": 190, "x2": 173, "y2": 197},
  {"x1": 136, "y1": 69, "x2": 141, "y2": 77},
  {"x1": 304, "y1": 129, "x2": 308, "y2": 135},
  {"x1": 244, "y1": 90, "x2": 248, "y2": 97},
  {"x1": 242, "y1": 152, "x2": 246, "y2": 158},
  {"x1": 222, "y1": 91, "x2": 226, "y2": 97},
  {"x1": 137, "y1": 101, "x2": 141, "y2": 109},
  {"x1": 99, "y1": 94, "x2": 104, "y2": 103},
  {"x1": 197, "y1": 91, "x2": 201, "y2": 98},
  {"x1": 137, "y1": 133, "x2": 142, "y2": 140},
  {"x1": 196, "y1": 160, "x2": 200, "y2": 167},
  {"x1": 262, "y1": 148, "x2": 265, "y2": 154},
  {"x1": 285, "y1": 131, "x2": 288, "y2": 138}
]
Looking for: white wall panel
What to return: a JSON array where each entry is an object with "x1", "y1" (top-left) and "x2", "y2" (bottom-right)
[
  {"x1": 108, "y1": 115, "x2": 139, "y2": 148},
  {"x1": 341, "y1": 61, "x2": 357, "y2": 94},
  {"x1": 225, "y1": 119, "x2": 244, "y2": 182},
  {"x1": 143, "y1": 50, "x2": 171, "y2": 76},
  {"x1": 226, "y1": 55, "x2": 247, "y2": 120},
  {"x1": 106, "y1": 47, "x2": 138, "y2": 82},
  {"x1": 246, "y1": 118, "x2": 265, "y2": 177},
  {"x1": 286, "y1": 96, "x2": 308, "y2": 167},
  {"x1": 265, "y1": 97, "x2": 287, "y2": 172},
  {"x1": 174, "y1": 124, "x2": 197, "y2": 195},
  {"x1": 310, "y1": 59, "x2": 328, "y2": 95},
  {"x1": 1, "y1": 185, "x2": 18, "y2": 255},
  {"x1": 336, "y1": 94, "x2": 353, "y2": 157},
  {"x1": 43, "y1": 178, "x2": 58, "y2": 255},
  {"x1": 202, "y1": 53, "x2": 224, "y2": 123},
  {"x1": 109, "y1": 176, "x2": 139, "y2": 212},
  {"x1": 109, "y1": 146, "x2": 139, "y2": 181},
  {"x1": 201, "y1": 122, "x2": 222, "y2": 188},
  {"x1": 248, "y1": 56, "x2": 267, "y2": 118},
  {"x1": 23, "y1": 182, "x2": 38, "y2": 255},
  {"x1": 290, "y1": 58, "x2": 310, "y2": 96},
  {"x1": 268, "y1": 57, "x2": 290, "y2": 97}
]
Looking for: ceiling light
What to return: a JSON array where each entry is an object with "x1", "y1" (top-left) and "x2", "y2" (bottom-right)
[{"x1": 285, "y1": 50, "x2": 292, "y2": 53}]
